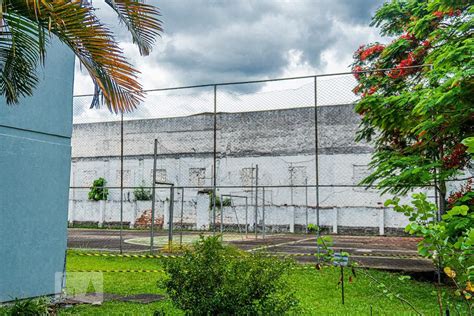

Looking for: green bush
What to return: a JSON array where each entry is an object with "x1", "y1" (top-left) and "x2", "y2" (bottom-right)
[
  {"x1": 307, "y1": 223, "x2": 318, "y2": 233},
  {"x1": 161, "y1": 235, "x2": 299, "y2": 315},
  {"x1": 0, "y1": 298, "x2": 50, "y2": 316},
  {"x1": 88, "y1": 177, "x2": 108, "y2": 201},
  {"x1": 386, "y1": 190, "x2": 474, "y2": 309},
  {"x1": 133, "y1": 185, "x2": 152, "y2": 201}
]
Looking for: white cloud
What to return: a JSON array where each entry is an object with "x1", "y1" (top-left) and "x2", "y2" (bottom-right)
[{"x1": 73, "y1": 0, "x2": 386, "y2": 120}]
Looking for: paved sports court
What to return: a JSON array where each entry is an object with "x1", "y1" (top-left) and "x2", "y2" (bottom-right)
[{"x1": 68, "y1": 229, "x2": 433, "y2": 272}]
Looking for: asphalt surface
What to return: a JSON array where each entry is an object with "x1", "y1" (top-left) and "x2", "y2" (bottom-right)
[{"x1": 68, "y1": 229, "x2": 434, "y2": 272}]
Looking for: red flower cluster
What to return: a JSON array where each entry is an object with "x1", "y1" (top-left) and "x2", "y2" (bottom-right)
[
  {"x1": 352, "y1": 84, "x2": 361, "y2": 94},
  {"x1": 448, "y1": 9, "x2": 462, "y2": 17},
  {"x1": 433, "y1": 9, "x2": 462, "y2": 19},
  {"x1": 388, "y1": 52, "x2": 417, "y2": 79},
  {"x1": 352, "y1": 65, "x2": 363, "y2": 80},
  {"x1": 421, "y1": 40, "x2": 431, "y2": 48},
  {"x1": 367, "y1": 86, "x2": 378, "y2": 95},
  {"x1": 447, "y1": 179, "x2": 473, "y2": 207},
  {"x1": 443, "y1": 143, "x2": 468, "y2": 169},
  {"x1": 361, "y1": 86, "x2": 378, "y2": 98},
  {"x1": 400, "y1": 33, "x2": 415, "y2": 41},
  {"x1": 400, "y1": 52, "x2": 416, "y2": 67},
  {"x1": 355, "y1": 44, "x2": 365, "y2": 56},
  {"x1": 358, "y1": 44, "x2": 385, "y2": 61}
]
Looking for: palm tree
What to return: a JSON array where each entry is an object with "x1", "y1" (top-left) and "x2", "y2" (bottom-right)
[{"x1": 0, "y1": 0, "x2": 162, "y2": 113}]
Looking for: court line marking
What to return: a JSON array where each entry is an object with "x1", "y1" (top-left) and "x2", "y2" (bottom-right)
[{"x1": 248, "y1": 237, "x2": 315, "y2": 252}]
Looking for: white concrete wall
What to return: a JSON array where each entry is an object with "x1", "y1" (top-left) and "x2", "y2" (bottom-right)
[
  {"x1": 69, "y1": 199, "x2": 166, "y2": 227},
  {"x1": 68, "y1": 105, "x2": 436, "y2": 234},
  {"x1": 70, "y1": 153, "x2": 400, "y2": 206},
  {"x1": 68, "y1": 192, "x2": 412, "y2": 235}
]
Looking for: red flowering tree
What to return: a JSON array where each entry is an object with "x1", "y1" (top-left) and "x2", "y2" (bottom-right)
[{"x1": 352, "y1": 0, "x2": 473, "y2": 212}]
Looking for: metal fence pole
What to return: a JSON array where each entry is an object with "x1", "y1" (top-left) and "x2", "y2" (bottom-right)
[
  {"x1": 314, "y1": 76, "x2": 321, "y2": 260},
  {"x1": 220, "y1": 193, "x2": 224, "y2": 239},
  {"x1": 168, "y1": 186, "x2": 175, "y2": 249},
  {"x1": 289, "y1": 164, "x2": 294, "y2": 205},
  {"x1": 245, "y1": 197, "x2": 248, "y2": 239},
  {"x1": 180, "y1": 187, "x2": 184, "y2": 246},
  {"x1": 213, "y1": 84, "x2": 218, "y2": 235},
  {"x1": 119, "y1": 112, "x2": 124, "y2": 254},
  {"x1": 254, "y1": 164, "x2": 259, "y2": 239},
  {"x1": 211, "y1": 170, "x2": 216, "y2": 234},
  {"x1": 305, "y1": 178, "x2": 308, "y2": 234},
  {"x1": 150, "y1": 139, "x2": 158, "y2": 253},
  {"x1": 262, "y1": 187, "x2": 265, "y2": 239}
]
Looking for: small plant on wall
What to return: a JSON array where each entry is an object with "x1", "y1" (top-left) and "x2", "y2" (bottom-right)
[
  {"x1": 88, "y1": 177, "x2": 109, "y2": 201},
  {"x1": 133, "y1": 185, "x2": 152, "y2": 201},
  {"x1": 208, "y1": 192, "x2": 231, "y2": 210}
]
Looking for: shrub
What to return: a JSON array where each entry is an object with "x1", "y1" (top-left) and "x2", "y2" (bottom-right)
[
  {"x1": 88, "y1": 177, "x2": 108, "y2": 201},
  {"x1": 0, "y1": 298, "x2": 50, "y2": 316},
  {"x1": 161, "y1": 235, "x2": 299, "y2": 315},
  {"x1": 161, "y1": 241, "x2": 192, "y2": 254},
  {"x1": 133, "y1": 185, "x2": 152, "y2": 201},
  {"x1": 386, "y1": 190, "x2": 474, "y2": 311},
  {"x1": 307, "y1": 223, "x2": 318, "y2": 233}
]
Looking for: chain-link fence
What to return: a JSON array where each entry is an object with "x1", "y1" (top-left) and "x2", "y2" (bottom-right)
[{"x1": 68, "y1": 68, "x2": 438, "y2": 253}]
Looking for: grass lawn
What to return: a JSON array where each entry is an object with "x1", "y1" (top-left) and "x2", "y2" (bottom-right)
[{"x1": 60, "y1": 250, "x2": 444, "y2": 315}]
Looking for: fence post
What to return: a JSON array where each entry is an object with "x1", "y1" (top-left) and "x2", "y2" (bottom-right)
[
  {"x1": 245, "y1": 197, "x2": 248, "y2": 239},
  {"x1": 168, "y1": 186, "x2": 174, "y2": 249},
  {"x1": 220, "y1": 193, "x2": 223, "y2": 238},
  {"x1": 262, "y1": 187, "x2": 265, "y2": 239},
  {"x1": 314, "y1": 76, "x2": 321, "y2": 259},
  {"x1": 119, "y1": 112, "x2": 124, "y2": 254},
  {"x1": 254, "y1": 164, "x2": 259, "y2": 239},
  {"x1": 305, "y1": 178, "x2": 308, "y2": 234},
  {"x1": 180, "y1": 187, "x2": 184, "y2": 246},
  {"x1": 150, "y1": 139, "x2": 158, "y2": 253},
  {"x1": 213, "y1": 84, "x2": 217, "y2": 235}
]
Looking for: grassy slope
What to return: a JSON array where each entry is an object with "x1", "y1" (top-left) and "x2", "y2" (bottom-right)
[{"x1": 60, "y1": 251, "x2": 442, "y2": 315}]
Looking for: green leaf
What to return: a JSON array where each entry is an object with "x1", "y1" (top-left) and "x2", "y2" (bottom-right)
[{"x1": 462, "y1": 137, "x2": 474, "y2": 154}]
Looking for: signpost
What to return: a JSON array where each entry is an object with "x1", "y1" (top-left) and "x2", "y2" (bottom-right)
[{"x1": 333, "y1": 252, "x2": 349, "y2": 305}]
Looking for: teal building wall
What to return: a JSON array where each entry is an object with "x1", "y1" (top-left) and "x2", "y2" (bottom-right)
[{"x1": 0, "y1": 38, "x2": 75, "y2": 302}]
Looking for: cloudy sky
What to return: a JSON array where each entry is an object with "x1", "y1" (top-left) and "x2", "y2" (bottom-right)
[{"x1": 73, "y1": 0, "x2": 387, "y2": 95}]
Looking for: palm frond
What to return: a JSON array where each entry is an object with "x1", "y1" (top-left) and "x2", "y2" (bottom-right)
[
  {"x1": 0, "y1": 0, "x2": 162, "y2": 112},
  {"x1": 0, "y1": 12, "x2": 45, "y2": 104},
  {"x1": 105, "y1": 0, "x2": 162, "y2": 56}
]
